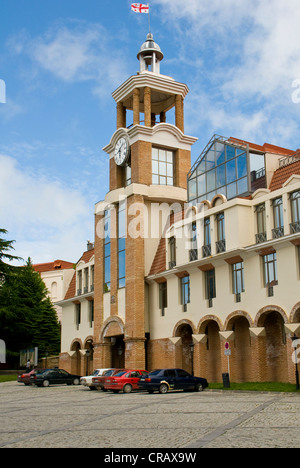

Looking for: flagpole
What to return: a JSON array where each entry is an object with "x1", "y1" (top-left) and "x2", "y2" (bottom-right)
[{"x1": 148, "y1": 4, "x2": 151, "y2": 33}]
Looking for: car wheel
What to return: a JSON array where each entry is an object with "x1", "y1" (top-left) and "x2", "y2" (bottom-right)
[
  {"x1": 89, "y1": 386, "x2": 96, "y2": 391},
  {"x1": 42, "y1": 380, "x2": 50, "y2": 388},
  {"x1": 159, "y1": 383, "x2": 168, "y2": 394},
  {"x1": 73, "y1": 378, "x2": 80, "y2": 386},
  {"x1": 195, "y1": 383, "x2": 203, "y2": 392},
  {"x1": 123, "y1": 384, "x2": 132, "y2": 393}
]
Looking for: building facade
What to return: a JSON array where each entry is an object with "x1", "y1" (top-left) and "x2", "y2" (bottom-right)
[{"x1": 59, "y1": 34, "x2": 300, "y2": 383}]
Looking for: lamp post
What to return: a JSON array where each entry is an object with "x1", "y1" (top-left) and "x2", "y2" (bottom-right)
[
  {"x1": 189, "y1": 342, "x2": 195, "y2": 376},
  {"x1": 291, "y1": 335, "x2": 300, "y2": 390}
]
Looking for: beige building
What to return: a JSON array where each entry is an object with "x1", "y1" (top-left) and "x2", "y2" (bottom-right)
[
  {"x1": 33, "y1": 259, "x2": 74, "y2": 322},
  {"x1": 59, "y1": 33, "x2": 300, "y2": 383}
]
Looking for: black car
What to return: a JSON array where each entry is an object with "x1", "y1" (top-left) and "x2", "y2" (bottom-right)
[
  {"x1": 138, "y1": 368, "x2": 208, "y2": 394},
  {"x1": 31, "y1": 368, "x2": 81, "y2": 387}
]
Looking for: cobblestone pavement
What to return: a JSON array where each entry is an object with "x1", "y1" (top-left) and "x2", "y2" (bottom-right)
[{"x1": 0, "y1": 381, "x2": 300, "y2": 449}]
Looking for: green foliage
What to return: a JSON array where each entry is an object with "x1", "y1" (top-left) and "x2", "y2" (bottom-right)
[{"x1": 0, "y1": 231, "x2": 61, "y2": 361}]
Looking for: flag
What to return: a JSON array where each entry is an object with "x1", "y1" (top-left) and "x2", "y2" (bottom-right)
[{"x1": 131, "y1": 3, "x2": 149, "y2": 13}]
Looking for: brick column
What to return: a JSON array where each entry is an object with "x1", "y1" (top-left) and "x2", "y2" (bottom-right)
[
  {"x1": 117, "y1": 101, "x2": 126, "y2": 129},
  {"x1": 93, "y1": 211, "x2": 105, "y2": 369},
  {"x1": 175, "y1": 94, "x2": 184, "y2": 132},
  {"x1": 144, "y1": 87, "x2": 151, "y2": 127},
  {"x1": 133, "y1": 88, "x2": 140, "y2": 126},
  {"x1": 125, "y1": 194, "x2": 146, "y2": 369}
]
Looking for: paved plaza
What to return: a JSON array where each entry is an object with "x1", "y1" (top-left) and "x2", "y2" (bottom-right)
[{"x1": 0, "y1": 381, "x2": 300, "y2": 449}]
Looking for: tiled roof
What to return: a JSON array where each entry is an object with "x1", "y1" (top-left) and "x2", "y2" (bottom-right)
[
  {"x1": 229, "y1": 137, "x2": 294, "y2": 156},
  {"x1": 149, "y1": 237, "x2": 166, "y2": 276},
  {"x1": 78, "y1": 248, "x2": 94, "y2": 264},
  {"x1": 64, "y1": 272, "x2": 76, "y2": 300},
  {"x1": 269, "y1": 160, "x2": 300, "y2": 191},
  {"x1": 33, "y1": 260, "x2": 74, "y2": 273}
]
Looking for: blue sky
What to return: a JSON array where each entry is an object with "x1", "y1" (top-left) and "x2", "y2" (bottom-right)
[{"x1": 1, "y1": 0, "x2": 300, "y2": 264}]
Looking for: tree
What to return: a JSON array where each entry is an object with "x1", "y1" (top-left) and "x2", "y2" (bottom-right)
[{"x1": 0, "y1": 229, "x2": 22, "y2": 281}]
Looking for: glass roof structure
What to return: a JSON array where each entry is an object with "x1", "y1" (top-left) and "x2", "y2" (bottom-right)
[{"x1": 188, "y1": 135, "x2": 266, "y2": 204}]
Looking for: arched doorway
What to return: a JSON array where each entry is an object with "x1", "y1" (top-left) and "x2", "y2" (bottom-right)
[
  {"x1": 204, "y1": 320, "x2": 221, "y2": 383},
  {"x1": 175, "y1": 323, "x2": 193, "y2": 374},
  {"x1": 101, "y1": 317, "x2": 126, "y2": 369},
  {"x1": 226, "y1": 316, "x2": 251, "y2": 382},
  {"x1": 70, "y1": 341, "x2": 81, "y2": 375},
  {"x1": 110, "y1": 335, "x2": 125, "y2": 368},
  {"x1": 257, "y1": 310, "x2": 288, "y2": 382}
]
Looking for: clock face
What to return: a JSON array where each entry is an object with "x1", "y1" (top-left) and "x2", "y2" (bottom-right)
[{"x1": 114, "y1": 136, "x2": 130, "y2": 166}]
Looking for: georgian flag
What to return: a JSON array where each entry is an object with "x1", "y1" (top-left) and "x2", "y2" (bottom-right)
[{"x1": 131, "y1": 3, "x2": 149, "y2": 13}]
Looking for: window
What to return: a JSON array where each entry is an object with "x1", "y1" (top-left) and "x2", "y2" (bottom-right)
[
  {"x1": 272, "y1": 198, "x2": 284, "y2": 238},
  {"x1": 203, "y1": 218, "x2": 211, "y2": 257},
  {"x1": 90, "y1": 265, "x2": 94, "y2": 291},
  {"x1": 205, "y1": 269, "x2": 216, "y2": 306},
  {"x1": 104, "y1": 210, "x2": 111, "y2": 292},
  {"x1": 75, "y1": 303, "x2": 81, "y2": 330},
  {"x1": 159, "y1": 282, "x2": 167, "y2": 316},
  {"x1": 290, "y1": 191, "x2": 300, "y2": 233},
  {"x1": 118, "y1": 201, "x2": 126, "y2": 288},
  {"x1": 125, "y1": 164, "x2": 131, "y2": 186},
  {"x1": 256, "y1": 204, "x2": 266, "y2": 243},
  {"x1": 88, "y1": 300, "x2": 94, "y2": 328},
  {"x1": 169, "y1": 236, "x2": 176, "y2": 268},
  {"x1": 189, "y1": 222, "x2": 198, "y2": 261},
  {"x1": 216, "y1": 213, "x2": 226, "y2": 253},
  {"x1": 181, "y1": 276, "x2": 190, "y2": 312},
  {"x1": 84, "y1": 268, "x2": 88, "y2": 293},
  {"x1": 77, "y1": 270, "x2": 82, "y2": 295},
  {"x1": 232, "y1": 262, "x2": 245, "y2": 302},
  {"x1": 152, "y1": 148, "x2": 174, "y2": 186},
  {"x1": 263, "y1": 252, "x2": 278, "y2": 296},
  {"x1": 298, "y1": 246, "x2": 300, "y2": 277}
]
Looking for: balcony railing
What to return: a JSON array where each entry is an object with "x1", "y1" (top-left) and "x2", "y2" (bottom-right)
[
  {"x1": 216, "y1": 239, "x2": 226, "y2": 254},
  {"x1": 189, "y1": 249, "x2": 198, "y2": 262},
  {"x1": 272, "y1": 227, "x2": 284, "y2": 239},
  {"x1": 290, "y1": 221, "x2": 300, "y2": 234},
  {"x1": 202, "y1": 244, "x2": 211, "y2": 258},
  {"x1": 255, "y1": 232, "x2": 267, "y2": 244}
]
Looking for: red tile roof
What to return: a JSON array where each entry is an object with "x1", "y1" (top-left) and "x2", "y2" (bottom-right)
[
  {"x1": 64, "y1": 272, "x2": 76, "y2": 300},
  {"x1": 33, "y1": 260, "x2": 74, "y2": 273},
  {"x1": 269, "y1": 159, "x2": 300, "y2": 191},
  {"x1": 229, "y1": 137, "x2": 294, "y2": 156}
]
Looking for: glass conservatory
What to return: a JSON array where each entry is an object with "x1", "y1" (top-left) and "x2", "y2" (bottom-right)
[{"x1": 188, "y1": 135, "x2": 266, "y2": 204}]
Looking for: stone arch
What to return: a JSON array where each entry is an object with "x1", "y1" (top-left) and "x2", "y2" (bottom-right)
[
  {"x1": 290, "y1": 302, "x2": 300, "y2": 323},
  {"x1": 224, "y1": 310, "x2": 253, "y2": 331},
  {"x1": 198, "y1": 314, "x2": 223, "y2": 334},
  {"x1": 100, "y1": 316, "x2": 125, "y2": 342},
  {"x1": 70, "y1": 339, "x2": 82, "y2": 375},
  {"x1": 255, "y1": 305, "x2": 288, "y2": 327},
  {"x1": 211, "y1": 193, "x2": 227, "y2": 207},
  {"x1": 173, "y1": 319, "x2": 196, "y2": 374}
]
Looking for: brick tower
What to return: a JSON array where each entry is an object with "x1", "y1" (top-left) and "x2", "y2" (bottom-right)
[{"x1": 93, "y1": 33, "x2": 197, "y2": 370}]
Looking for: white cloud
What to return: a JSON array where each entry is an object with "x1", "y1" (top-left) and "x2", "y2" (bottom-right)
[{"x1": 0, "y1": 154, "x2": 93, "y2": 264}]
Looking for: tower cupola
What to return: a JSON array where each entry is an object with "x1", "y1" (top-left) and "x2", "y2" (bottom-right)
[{"x1": 137, "y1": 33, "x2": 164, "y2": 74}]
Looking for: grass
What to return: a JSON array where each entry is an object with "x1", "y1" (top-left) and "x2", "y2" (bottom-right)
[
  {"x1": 208, "y1": 381, "x2": 300, "y2": 393},
  {"x1": 0, "y1": 375, "x2": 18, "y2": 383}
]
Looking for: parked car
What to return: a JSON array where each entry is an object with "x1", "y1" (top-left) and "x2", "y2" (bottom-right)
[
  {"x1": 31, "y1": 368, "x2": 81, "y2": 387},
  {"x1": 80, "y1": 369, "x2": 111, "y2": 390},
  {"x1": 17, "y1": 369, "x2": 45, "y2": 385},
  {"x1": 104, "y1": 369, "x2": 148, "y2": 393},
  {"x1": 138, "y1": 368, "x2": 208, "y2": 394},
  {"x1": 92, "y1": 368, "x2": 126, "y2": 390}
]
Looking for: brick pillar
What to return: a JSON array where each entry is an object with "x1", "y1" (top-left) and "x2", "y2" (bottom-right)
[
  {"x1": 117, "y1": 101, "x2": 126, "y2": 129},
  {"x1": 144, "y1": 87, "x2": 151, "y2": 127},
  {"x1": 125, "y1": 194, "x2": 146, "y2": 369},
  {"x1": 175, "y1": 94, "x2": 184, "y2": 132},
  {"x1": 110, "y1": 206, "x2": 118, "y2": 317},
  {"x1": 133, "y1": 88, "x2": 140, "y2": 126}
]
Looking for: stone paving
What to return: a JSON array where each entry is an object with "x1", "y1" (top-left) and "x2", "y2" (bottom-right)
[{"x1": 0, "y1": 381, "x2": 300, "y2": 449}]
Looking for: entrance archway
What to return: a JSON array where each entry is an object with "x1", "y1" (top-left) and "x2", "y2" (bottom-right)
[
  {"x1": 70, "y1": 340, "x2": 81, "y2": 375},
  {"x1": 226, "y1": 316, "x2": 251, "y2": 382},
  {"x1": 175, "y1": 323, "x2": 193, "y2": 374},
  {"x1": 257, "y1": 310, "x2": 288, "y2": 382},
  {"x1": 204, "y1": 320, "x2": 221, "y2": 383}
]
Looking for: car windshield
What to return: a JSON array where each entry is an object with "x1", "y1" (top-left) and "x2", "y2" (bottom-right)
[
  {"x1": 114, "y1": 371, "x2": 126, "y2": 377},
  {"x1": 105, "y1": 369, "x2": 114, "y2": 376}
]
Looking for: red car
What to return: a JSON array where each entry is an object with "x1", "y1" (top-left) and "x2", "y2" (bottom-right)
[
  {"x1": 17, "y1": 369, "x2": 45, "y2": 385},
  {"x1": 104, "y1": 369, "x2": 148, "y2": 393},
  {"x1": 92, "y1": 368, "x2": 126, "y2": 391}
]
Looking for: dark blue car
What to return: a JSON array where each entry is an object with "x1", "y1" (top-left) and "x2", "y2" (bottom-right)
[{"x1": 138, "y1": 368, "x2": 208, "y2": 394}]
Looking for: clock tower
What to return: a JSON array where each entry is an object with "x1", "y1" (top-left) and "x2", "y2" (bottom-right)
[{"x1": 93, "y1": 33, "x2": 197, "y2": 370}]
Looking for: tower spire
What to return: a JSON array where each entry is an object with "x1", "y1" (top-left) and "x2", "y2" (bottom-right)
[{"x1": 137, "y1": 32, "x2": 164, "y2": 74}]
